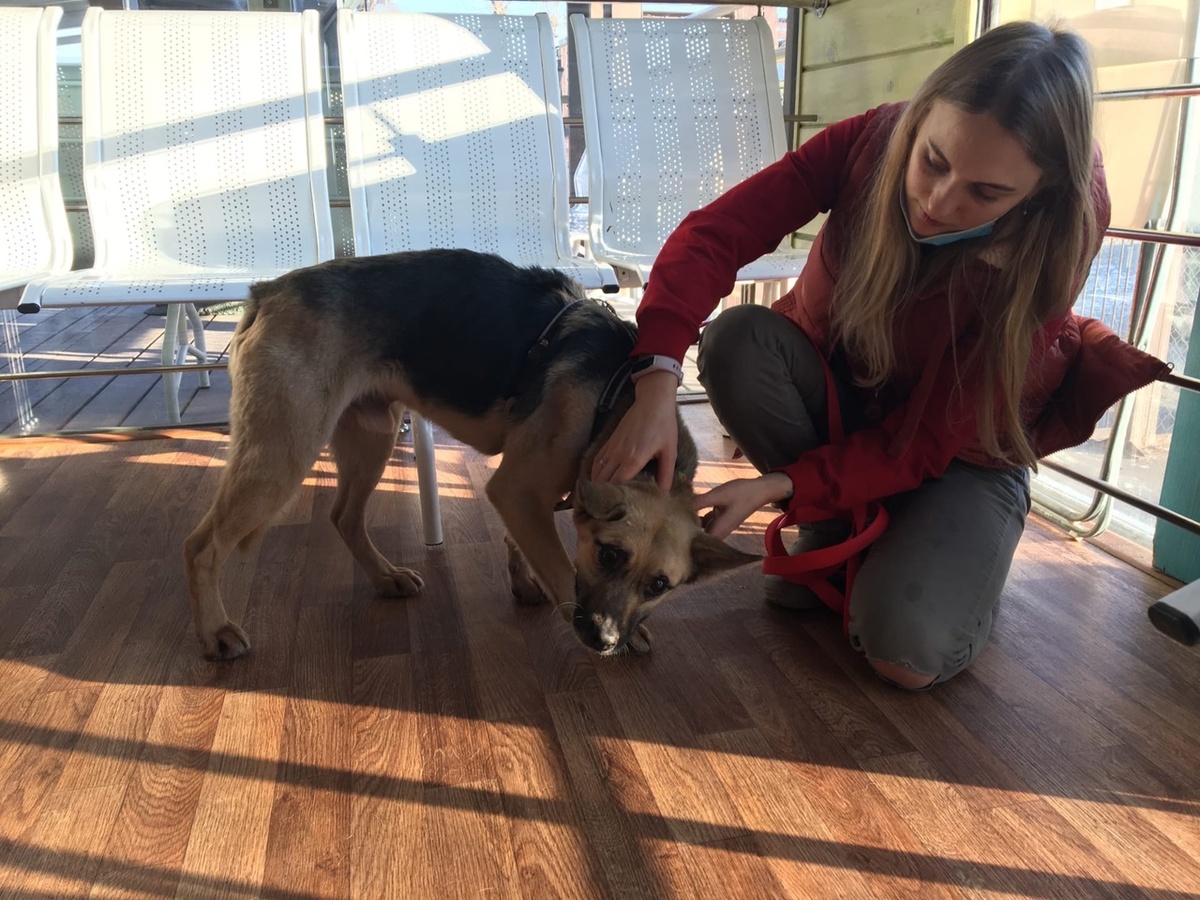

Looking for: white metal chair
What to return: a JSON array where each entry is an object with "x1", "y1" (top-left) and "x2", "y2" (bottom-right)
[
  {"x1": 570, "y1": 14, "x2": 809, "y2": 288},
  {"x1": 336, "y1": 9, "x2": 622, "y2": 546},
  {"x1": 336, "y1": 10, "x2": 619, "y2": 293},
  {"x1": 0, "y1": 6, "x2": 73, "y2": 304},
  {"x1": 18, "y1": 7, "x2": 335, "y2": 424}
]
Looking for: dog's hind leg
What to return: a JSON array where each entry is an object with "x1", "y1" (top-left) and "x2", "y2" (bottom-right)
[
  {"x1": 184, "y1": 392, "x2": 339, "y2": 660},
  {"x1": 329, "y1": 403, "x2": 424, "y2": 597}
]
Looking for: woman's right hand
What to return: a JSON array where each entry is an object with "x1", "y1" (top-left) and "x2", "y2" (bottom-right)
[{"x1": 590, "y1": 369, "x2": 679, "y2": 492}]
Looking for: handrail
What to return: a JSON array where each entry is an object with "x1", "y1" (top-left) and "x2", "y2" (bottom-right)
[
  {"x1": 1033, "y1": 223, "x2": 1197, "y2": 541},
  {"x1": 1096, "y1": 83, "x2": 1200, "y2": 101},
  {"x1": 1040, "y1": 460, "x2": 1200, "y2": 538},
  {"x1": 0, "y1": 361, "x2": 228, "y2": 382},
  {"x1": 1162, "y1": 371, "x2": 1200, "y2": 392},
  {"x1": 1106, "y1": 227, "x2": 1200, "y2": 248}
]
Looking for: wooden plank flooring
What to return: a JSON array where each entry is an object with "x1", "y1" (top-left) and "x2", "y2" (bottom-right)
[
  {"x1": 1, "y1": 305, "x2": 242, "y2": 436},
  {"x1": 1, "y1": 399, "x2": 1199, "y2": 898}
]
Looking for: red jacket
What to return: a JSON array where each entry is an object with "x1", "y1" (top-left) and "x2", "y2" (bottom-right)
[{"x1": 633, "y1": 103, "x2": 1170, "y2": 515}]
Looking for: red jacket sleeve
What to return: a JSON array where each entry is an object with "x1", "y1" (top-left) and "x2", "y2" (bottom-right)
[
  {"x1": 1033, "y1": 316, "x2": 1171, "y2": 457},
  {"x1": 778, "y1": 345, "x2": 987, "y2": 512},
  {"x1": 632, "y1": 108, "x2": 879, "y2": 362}
]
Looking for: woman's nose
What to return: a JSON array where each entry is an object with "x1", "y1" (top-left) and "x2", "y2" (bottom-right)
[{"x1": 926, "y1": 182, "x2": 954, "y2": 219}]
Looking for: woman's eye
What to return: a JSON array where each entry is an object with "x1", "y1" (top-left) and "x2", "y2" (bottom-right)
[
  {"x1": 645, "y1": 575, "x2": 670, "y2": 598},
  {"x1": 922, "y1": 153, "x2": 946, "y2": 174},
  {"x1": 971, "y1": 187, "x2": 999, "y2": 204}
]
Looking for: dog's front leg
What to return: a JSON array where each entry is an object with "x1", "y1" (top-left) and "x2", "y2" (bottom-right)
[
  {"x1": 486, "y1": 464, "x2": 576, "y2": 614},
  {"x1": 505, "y1": 536, "x2": 548, "y2": 605}
]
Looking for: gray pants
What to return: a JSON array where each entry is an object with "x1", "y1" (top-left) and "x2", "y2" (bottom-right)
[{"x1": 697, "y1": 304, "x2": 1030, "y2": 684}]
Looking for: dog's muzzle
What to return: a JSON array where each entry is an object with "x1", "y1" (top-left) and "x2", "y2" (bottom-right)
[{"x1": 571, "y1": 603, "x2": 622, "y2": 654}]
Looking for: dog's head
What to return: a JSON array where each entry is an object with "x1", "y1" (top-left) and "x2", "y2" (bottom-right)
[{"x1": 570, "y1": 477, "x2": 759, "y2": 655}]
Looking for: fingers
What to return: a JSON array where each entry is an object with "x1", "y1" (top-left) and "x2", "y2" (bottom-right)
[
  {"x1": 611, "y1": 457, "x2": 647, "y2": 485},
  {"x1": 704, "y1": 508, "x2": 738, "y2": 540},
  {"x1": 592, "y1": 442, "x2": 643, "y2": 484},
  {"x1": 655, "y1": 446, "x2": 676, "y2": 492},
  {"x1": 697, "y1": 507, "x2": 735, "y2": 540},
  {"x1": 590, "y1": 389, "x2": 679, "y2": 489},
  {"x1": 693, "y1": 480, "x2": 761, "y2": 539},
  {"x1": 594, "y1": 446, "x2": 668, "y2": 487},
  {"x1": 591, "y1": 449, "x2": 617, "y2": 482},
  {"x1": 693, "y1": 483, "x2": 731, "y2": 511},
  {"x1": 592, "y1": 449, "x2": 645, "y2": 485}
]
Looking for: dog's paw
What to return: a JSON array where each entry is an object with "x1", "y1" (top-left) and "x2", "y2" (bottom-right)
[
  {"x1": 511, "y1": 577, "x2": 549, "y2": 606},
  {"x1": 201, "y1": 622, "x2": 251, "y2": 661},
  {"x1": 626, "y1": 621, "x2": 653, "y2": 655},
  {"x1": 505, "y1": 537, "x2": 548, "y2": 605},
  {"x1": 376, "y1": 565, "x2": 424, "y2": 598}
]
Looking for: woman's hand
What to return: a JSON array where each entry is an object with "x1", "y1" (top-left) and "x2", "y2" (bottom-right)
[
  {"x1": 591, "y1": 370, "x2": 679, "y2": 491},
  {"x1": 695, "y1": 472, "x2": 794, "y2": 539}
]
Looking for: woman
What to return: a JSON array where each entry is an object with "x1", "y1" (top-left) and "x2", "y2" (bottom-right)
[{"x1": 590, "y1": 21, "x2": 1170, "y2": 689}]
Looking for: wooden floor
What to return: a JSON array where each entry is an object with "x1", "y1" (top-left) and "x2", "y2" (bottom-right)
[
  {"x1": 0, "y1": 402, "x2": 1199, "y2": 899},
  {"x1": 2, "y1": 304, "x2": 251, "y2": 436}
]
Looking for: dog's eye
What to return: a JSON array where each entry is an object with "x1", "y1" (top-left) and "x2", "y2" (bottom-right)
[
  {"x1": 597, "y1": 544, "x2": 626, "y2": 570},
  {"x1": 645, "y1": 575, "x2": 670, "y2": 598}
]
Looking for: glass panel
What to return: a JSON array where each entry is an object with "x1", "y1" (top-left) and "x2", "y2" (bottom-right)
[
  {"x1": 1006, "y1": 2, "x2": 1198, "y2": 550},
  {"x1": 995, "y1": 1, "x2": 1200, "y2": 93},
  {"x1": 1096, "y1": 95, "x2": 1198, "y2": 230},
  {"x1": 1036, "y1": 242, "x2": 1198, "y2": 544}
]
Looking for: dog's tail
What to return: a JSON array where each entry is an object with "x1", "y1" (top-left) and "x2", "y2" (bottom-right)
[
  {"x1": 232, "y1": 287, "x2": 264, "y2": 341},
  {"x1": 226, "y1": 287, "x2": 265, "y2": 377}
]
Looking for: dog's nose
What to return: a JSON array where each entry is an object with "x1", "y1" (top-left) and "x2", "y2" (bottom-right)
[
  {"x1": 593, "y1": 613, "x2": 620, "y2": 652},
  {"x1": 571, "y1": 604, "x2": 621, "y2": 653}
]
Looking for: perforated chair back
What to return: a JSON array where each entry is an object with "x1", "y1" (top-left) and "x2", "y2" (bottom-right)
[
  {"x1": 337, "y1": 10, "x2": 617, "y2": 292},
  {"x1": 20, "y1": 7, "x2": 333, "y2": 311},
  {"x1": 570, "y1": 14, "x2": 808, "y2": 286},
  {"x1": 0, "y1": 6, "x2": 72, "y2": 299}
]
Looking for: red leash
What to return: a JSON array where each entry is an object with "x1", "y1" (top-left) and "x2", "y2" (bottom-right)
[{"x1": 760, "y1": 350, "x2": 889, "y2": 633}]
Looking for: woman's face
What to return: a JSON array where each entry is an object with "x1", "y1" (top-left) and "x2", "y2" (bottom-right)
[{"x1": 904, "y1": 100, "x2": 1044, "y2": 238}]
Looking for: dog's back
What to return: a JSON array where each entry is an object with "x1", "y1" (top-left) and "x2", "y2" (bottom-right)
[{"x1": 237, "y1": 249, "x2": 629, "y2": 419}]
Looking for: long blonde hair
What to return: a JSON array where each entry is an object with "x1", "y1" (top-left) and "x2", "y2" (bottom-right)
[{"x1": 831, "y1": 20, "x2": 1099, "y2": 467}]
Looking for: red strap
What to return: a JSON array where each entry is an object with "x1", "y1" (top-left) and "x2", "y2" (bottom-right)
[{"x1": 761, "y1": 340, "x2": 889, "y2": 634}]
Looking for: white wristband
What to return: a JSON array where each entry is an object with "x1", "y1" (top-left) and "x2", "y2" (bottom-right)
[{"x1": 629, "y1": 355, "x2": 684, "y2": 386}]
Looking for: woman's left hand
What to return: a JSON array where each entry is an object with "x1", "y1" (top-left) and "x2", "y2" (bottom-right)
[{"x1": 695, "y1": 472, "x2": 794, "y2": 539}]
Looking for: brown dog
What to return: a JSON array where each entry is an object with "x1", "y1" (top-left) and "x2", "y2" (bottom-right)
[{"x1": 183, "y1": 249, "x2": 758, "y2": 660}]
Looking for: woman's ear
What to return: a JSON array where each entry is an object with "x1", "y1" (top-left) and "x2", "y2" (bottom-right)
[
  {"x1": 1024, "y1": 180, "x2": 1052, "y2": 213},
  {"x1": 1013, "y1": 189, "x2": 1043, "y2": 220}
]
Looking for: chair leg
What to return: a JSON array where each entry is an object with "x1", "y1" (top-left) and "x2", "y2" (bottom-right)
[
  {"x1": 162, "y1": 304, "x2": 183, "y2": 424},
  {"x1": 183, "y1": 302, "x2": 210, "y2": 388},
  {"x1": 410, "y1": 412, "x2": 443, "y2": 546}
]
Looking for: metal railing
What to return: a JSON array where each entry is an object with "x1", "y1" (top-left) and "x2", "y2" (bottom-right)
[
  {"x1": 1033, "y1": 237, "x2": 1199, "y2": 539},
  {"x1": 1030, "y1": 81, "x2": 1200, "y2": 542}
]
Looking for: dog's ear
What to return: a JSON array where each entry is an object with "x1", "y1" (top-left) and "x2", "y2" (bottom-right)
[
  {"x1": 687, "y1": 532, "x2": 761, "y2": 583},
  {"x1": 574, "y1": 479, "x2": 627, "y2": 522}
]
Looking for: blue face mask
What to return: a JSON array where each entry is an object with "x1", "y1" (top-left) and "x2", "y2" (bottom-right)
[{"x1": 900, "y1": 193, "x2": 998, "y2": 246}]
